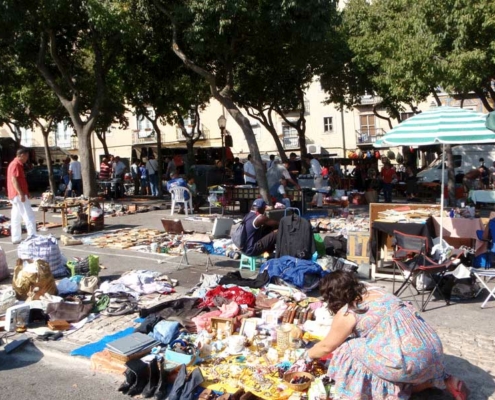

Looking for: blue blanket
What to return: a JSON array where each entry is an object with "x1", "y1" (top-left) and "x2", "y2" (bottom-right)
[
  {"x1": 260, "y1": 256, "x2": 329, "y2": 291},
  {"x1": 70, "y1": 327, "x2": 135, "y2": 358}
]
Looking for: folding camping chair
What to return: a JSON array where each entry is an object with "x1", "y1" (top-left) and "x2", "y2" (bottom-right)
[
  {"x1": 394, "y1": 237, "x2": 462, "y2": 312},
  {"x1": 472, "y1": 219, "x2": 495, "y2": 308},
  {"x1": 392, "y1": 231, "x2": 429, "y2": 293}
]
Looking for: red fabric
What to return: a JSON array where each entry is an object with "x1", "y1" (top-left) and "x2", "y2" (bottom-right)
[
  {"x1": 7, "y1": 158, "x2": 29, "y2": 200},
  {"x1": 199, "y1": 286, "x2": 256, "y2": 308},
  {"x1": 99, "y1": 162, "x2": 111, "y2": 180},
  {"x1": 381, "y1": 166, "x2": 396, "y2": 184}
]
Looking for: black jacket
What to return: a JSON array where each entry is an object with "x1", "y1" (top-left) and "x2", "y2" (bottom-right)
[{"x1": 276, "y1": 215, "x2": 316, "y2": 260}]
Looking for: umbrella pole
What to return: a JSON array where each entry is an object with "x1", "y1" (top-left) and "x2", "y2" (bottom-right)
[{"x1": 440, "y1": 144, "x2": 445, "y2": 247}]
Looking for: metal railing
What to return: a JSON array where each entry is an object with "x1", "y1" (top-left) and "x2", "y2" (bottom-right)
[
  {"x1": 132, "y1": 129, "x2": 156, "y2": 145},
  {"x1": 355, "y1": 128, "x2": 385, "y2": 145},
  {"x1": 283, "y1": 136, "x2": 300, "y2": 149},
  {"x1": 176, "y1": 124, "x2": 209, "y2": 141}
]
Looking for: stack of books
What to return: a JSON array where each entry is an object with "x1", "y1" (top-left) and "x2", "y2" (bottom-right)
[{"x1": 106, "y1": 332, "x2": 159, "y2": 357}]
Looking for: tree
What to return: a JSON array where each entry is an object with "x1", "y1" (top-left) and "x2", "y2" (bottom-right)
[
  {"x1": 154, "y1": 0, "x2": 336, "y2": 202},
  {"x1": 120, "y1": 4, "x2": 210, "y2": 195},
  {"x1": 1, "y1": 0, "x2": 134, "y2": 197}
]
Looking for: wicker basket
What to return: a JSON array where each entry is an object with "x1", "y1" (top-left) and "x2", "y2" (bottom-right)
[
  {"x1": 276, "y1": 323, "x2": 293, "y2": 351},
  {"x1": 283, "y1": 372, "x2": 314, "y2": 392}
]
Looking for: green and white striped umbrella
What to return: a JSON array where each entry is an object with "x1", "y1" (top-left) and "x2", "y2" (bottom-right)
[{"x1": 374, "y1": 106, "x2": 495, "y2": 147}]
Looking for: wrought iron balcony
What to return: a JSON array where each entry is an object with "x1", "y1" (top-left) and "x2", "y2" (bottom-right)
[
  {"x1": 358, "y1": 95, "x2": 383, "y2": 106},
  {"x1": 176, "y1": 125, "x2": 209, "y2": 141},
  {"x1": 356, "y1": 128, "x2": 385, "y2": 145},
  {"x1": 132, "y1": 129, "x2": 156, "y2": 145},
  {"x1": 283, "y1": 136, "x2": 300, "y2": 149}
]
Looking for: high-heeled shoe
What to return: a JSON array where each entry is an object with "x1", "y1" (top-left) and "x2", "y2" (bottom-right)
[{"x1": 445, "y1": 376, "x2": 469, "y2": 400}]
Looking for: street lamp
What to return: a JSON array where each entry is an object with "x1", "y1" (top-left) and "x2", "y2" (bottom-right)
[{"x1": 217, "y1": 115, "x2": 227, "y2": 171}]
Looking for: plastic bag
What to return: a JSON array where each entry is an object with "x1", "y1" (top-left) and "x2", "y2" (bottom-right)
[{"x1": 12, "y1": 259, "x2": 58, "y2": 300}]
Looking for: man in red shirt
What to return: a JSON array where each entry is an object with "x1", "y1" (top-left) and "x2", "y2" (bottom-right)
[
  {"x1": 380, "y1": 161, "x2": 398, "y2": 203},
  {"x1": 7, "y1": 148, "x2": 37, "y2": 244}
]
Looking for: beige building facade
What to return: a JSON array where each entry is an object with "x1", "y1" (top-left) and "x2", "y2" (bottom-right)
[{"x1": 5, "y1": 80, "x2": 489, "y2": 170}]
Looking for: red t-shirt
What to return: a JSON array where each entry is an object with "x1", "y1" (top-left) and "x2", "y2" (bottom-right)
[
  {"x1": 7, "y1": 158, "x2": 29, "y2": 200},
  {"x1": 381, "y1": 166, "x2": 396, "y2": 184}
]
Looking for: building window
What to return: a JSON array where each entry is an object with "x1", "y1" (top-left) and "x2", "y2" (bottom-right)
[
  {"x1": 251, "y1": 123, "x2": 261, "y2": 139},
  {"x1": 136, "y1": 108, "x2": 155, "y2": 138},
  {"x1": 323, "y1": 117, "x2": 333, "y2": 133},
  {"x1": 55, "y1": 122, "x2": 74, "y2": 148},
  {"x1": 282, "y1": 123, "x2": 299, "y2": 149},
  {"x1": 360, "y1": 114, "x2": 376, "y2": 135},
  {"x1": 400, "y1": 112, "x2": 414, "y2": 121}
]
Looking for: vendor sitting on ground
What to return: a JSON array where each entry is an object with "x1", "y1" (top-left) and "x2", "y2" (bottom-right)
[
  {"x1": 167, "y1": 171, "x2": 189, "y2": 214},
  {"x1": 305, "y1": 271, "x2": 468, "y2": 400},
  {"x1": 243, "y1": 199, "x2": 279, "y2": 257}
]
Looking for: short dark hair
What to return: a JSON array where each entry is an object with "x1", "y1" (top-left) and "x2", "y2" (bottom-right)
[
  {"x1": 290, "y1": 152, "x2": 297, "y2": 158},
  {"x1": 234, "y1": 157, "x2": 239, "y2": 162},
  {"x1": 16, "y1": 148, "x2": 29, "y2": 157},
  {"x1": 71, "y1": 155, "x2": 78, "y2": 161},
  {"x1": 304, "y1": 154, "x2": 313, "y2": 160},
  {"x1": 319, "y1": 270, "x2": 368, "y2": 315},
  {"x1": 248, "y1": 154, "x2": 252, "y2": 160},
  {"x1": 269, "y1": 154, "x2": 275, "y2": 160}
]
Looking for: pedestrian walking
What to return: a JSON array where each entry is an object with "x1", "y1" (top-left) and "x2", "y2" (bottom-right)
[
  {"x1": 69, "y1": 154, "x2": 83, "y2": 196},
  {"x1": 130, "y1": 159, "x2": 140, "y2": 195},
  {"x1": 146, "y1": 155, "x2": 159, "y2": 196},
  {"x1": 7, "y1": 148, "x2": 37, "y2": 244}
]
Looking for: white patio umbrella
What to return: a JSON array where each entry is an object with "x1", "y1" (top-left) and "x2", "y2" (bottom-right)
[{"x1": 374, "y1": 106, "x2": 495, "y2": 248}]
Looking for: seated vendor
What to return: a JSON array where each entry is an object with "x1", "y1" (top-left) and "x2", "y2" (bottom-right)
[
  {"x1": 243, "y1": 199, "x2": 279, "y2": 257},
  {"x1": 304, "y1": 271, "x2": 469, "y2": 400},
  {"x1": 167, "y1": 171, "x2": 189, "y2": 214}
]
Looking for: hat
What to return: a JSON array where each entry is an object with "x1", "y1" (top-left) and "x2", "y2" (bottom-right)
[{"x1": 252, "y1": 199, "x2": 266, "y2": 209}]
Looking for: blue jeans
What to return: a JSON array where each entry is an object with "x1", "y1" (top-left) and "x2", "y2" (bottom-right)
[
  {"x1": 149, "y1": 174, "x2": 158, "y2": 196},
  {"x1": 382, "y1": 182, "x2": 393, "y2": 203}
]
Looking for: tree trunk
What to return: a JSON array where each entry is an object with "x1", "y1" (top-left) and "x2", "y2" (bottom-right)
[
  {"x1": 186, "y1": 138, "x2": 195, "y2": 173},
  {"x1": 216, "y1": 95, "x2": 270, "y2": 203},
  {"x1": 42, "y1": 132, "x2": 57, "y2": 194},
  {"x1": 152, "y1": 120, "x2": 163, "y2": 196},
  {"x1": 445, "y1": 144, "x2": 456, "y2": 207},
  {"x1": 76, "y1": 126, "x2": 97, "y2": 197},
  {"x1": 96, "y1": 132, "x2": 110, "y2": 157},
  {"x1": 266, "y1": 126, "x2": 288, "y2": 163}
]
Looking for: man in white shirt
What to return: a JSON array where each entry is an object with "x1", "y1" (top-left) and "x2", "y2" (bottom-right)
[
  {"x1": 243, "y1": 154, "x2": 257, "y2": 185},
  {"x1": 146, "y1": 155, "x2": 159, "y2": 196},
  {"x1": 69, "y1": 155, "x2": 83, "y2": 196},
  {"x1": 113, "y1": 156, "x2": 127, "y2": 198},
  {"x1": 304, "y1": 153, "x2": 323, "y2": 207}
]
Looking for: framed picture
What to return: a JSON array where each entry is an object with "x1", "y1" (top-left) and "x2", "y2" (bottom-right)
[
  {"x1": 261, "y1": 310, "x2": 280, "y2": 326},
  {"x1": 239, "y1": 318, "x2": 259, "y2": 339},
  {"x1": 210, "y1": 317, "x2": 234, "y2": 335}
]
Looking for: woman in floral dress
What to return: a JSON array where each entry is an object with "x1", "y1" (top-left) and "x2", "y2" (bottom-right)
[{"x1": 306, "y1": 271, "x2": 468, "y2": 400}]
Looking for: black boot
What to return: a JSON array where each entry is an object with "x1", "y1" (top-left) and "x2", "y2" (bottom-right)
[
  {"x1": 142, "y1": 357, "x2": 160, "y2": 398},
  {"x1": 126, "y1": 359, "x2": 149, "y2": 397},
  {"x1": 154, "y1": 361, "x2": 170, "y2": 400},
  {"x1": 118, "y1": 368, "x2": 136, "y2": 394}
]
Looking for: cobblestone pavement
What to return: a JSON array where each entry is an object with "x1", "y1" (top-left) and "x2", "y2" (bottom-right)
[{"x1": 1, "y1": 200, "x2": 495, "y2": 398}]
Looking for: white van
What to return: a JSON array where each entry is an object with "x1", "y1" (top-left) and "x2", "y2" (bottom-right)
[{"x1": 416, "y1": 144, "x2": 495, "y2": 183}]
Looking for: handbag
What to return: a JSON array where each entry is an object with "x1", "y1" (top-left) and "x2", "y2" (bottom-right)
[
  {"x1": 46, "y1": 297, "x2": 94, "y2": 323},
  {"x1": 79, "y1": 276, "x2": 99, "y2": 294}
]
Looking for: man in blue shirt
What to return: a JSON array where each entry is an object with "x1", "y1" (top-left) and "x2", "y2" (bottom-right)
[{"x1": 167, "y1": 172, "x2": 190, "y2": 214}]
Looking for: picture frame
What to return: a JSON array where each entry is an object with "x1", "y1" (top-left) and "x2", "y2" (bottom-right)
[
  {"x1": 210, "y1": 317, "x2": 235, "y2": 335},
  {"x1": 239, "y1": 318, "x2": 259, "y2": 339}
]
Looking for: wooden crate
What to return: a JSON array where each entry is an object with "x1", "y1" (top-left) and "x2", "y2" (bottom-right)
[{"x1": 346, "y1": 231, "x2": 370, "y2": 264}]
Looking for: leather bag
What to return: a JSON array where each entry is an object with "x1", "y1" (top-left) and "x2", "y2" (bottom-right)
[{"x1": 46, "y1": 298, "x2": 94, "y2": 322}]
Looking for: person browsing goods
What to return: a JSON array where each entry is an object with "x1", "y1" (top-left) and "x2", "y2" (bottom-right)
[
  {"x1": 69, "y1": 154, "x2": 82, "y2": 196},
  {"x1": 243, "y1": 199, "x2": 279, "y2": 257},
  {"x1": 243, "y1": 154, "x2": 257, "y2": 186},
  {"x1": 7, "y1": 148, "x2": 37, "y2": 244},
  {"x1": 304, "y1": 153, "x2": 323, "y2": 207}
]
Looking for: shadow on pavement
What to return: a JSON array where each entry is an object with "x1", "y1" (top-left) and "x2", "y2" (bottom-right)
[
  {"x1": 213, "y1": 260, "x2": 240, "y2": 268},
  {"x1": 0, "y1": 342, "x2": 43, "y2": 371}
]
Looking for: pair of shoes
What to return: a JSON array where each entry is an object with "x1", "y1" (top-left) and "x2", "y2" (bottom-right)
[
  {"x1": 12, "y1": 240, "x2": 21, "y2": 245},
  {"x1": 445, "y1": 376, "x2": 469, "y2": 400},
  {"x1": 36, "y1": 331, "x2": 63, "y2": 341}
]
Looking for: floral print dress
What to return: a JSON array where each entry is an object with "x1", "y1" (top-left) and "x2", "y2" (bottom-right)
[{"x1": 327, "y1": 291, "x2": 446, "y2": 399}]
